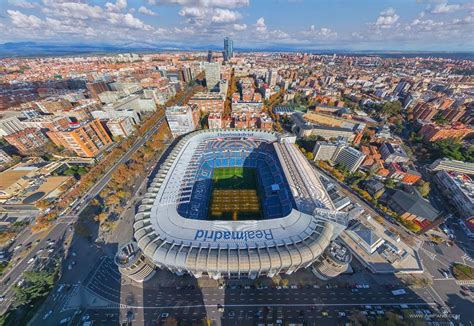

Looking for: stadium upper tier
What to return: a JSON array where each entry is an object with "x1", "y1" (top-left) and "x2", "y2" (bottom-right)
[{"x1": 134, "y1": 129, "x2": 347, "y2": 279}]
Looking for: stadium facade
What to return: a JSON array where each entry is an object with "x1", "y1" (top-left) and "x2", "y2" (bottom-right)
[{"x1": 133, "y1": 129, "x2": 350, "y2": 279}]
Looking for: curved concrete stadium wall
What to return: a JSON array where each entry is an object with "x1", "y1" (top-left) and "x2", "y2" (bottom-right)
[{"x1": 134, "y1": 129, "x2": 337, "y2": 279}]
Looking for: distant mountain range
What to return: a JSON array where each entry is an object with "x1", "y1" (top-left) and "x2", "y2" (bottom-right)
[{"x1": 0, "y1": 42, "x2": 473, "y2": 60}]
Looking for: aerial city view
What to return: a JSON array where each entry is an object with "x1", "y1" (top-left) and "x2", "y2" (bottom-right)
[{"x1": 0, "y1": 0, "x2": 474, "y2": 325}]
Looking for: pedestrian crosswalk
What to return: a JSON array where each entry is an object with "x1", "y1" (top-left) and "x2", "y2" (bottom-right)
[{"x1": 461, "y1": 253, "x2": 474, "y2": 265}]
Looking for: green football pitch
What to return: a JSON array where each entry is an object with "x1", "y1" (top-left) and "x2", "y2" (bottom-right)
[
  {"x1": 210, "y1": 167, "x2": 262, "y2": 220},
  {"x1": 211, "y1": 167, "x2": 258, "y2": 190}
]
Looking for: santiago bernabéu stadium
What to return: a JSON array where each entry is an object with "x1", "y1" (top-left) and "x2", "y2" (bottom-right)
[{"x1": 122, "y1": 129, "x2": 351, "y2": 281}]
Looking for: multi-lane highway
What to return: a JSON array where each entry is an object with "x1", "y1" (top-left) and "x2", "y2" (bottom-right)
[{"x1": 0, "y1": 114, "x2": 167, "y2": 314}]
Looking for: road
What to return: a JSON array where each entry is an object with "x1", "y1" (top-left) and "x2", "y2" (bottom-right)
[{"x1": 0, "y1": 113, "x2": 167, "y2": 315}]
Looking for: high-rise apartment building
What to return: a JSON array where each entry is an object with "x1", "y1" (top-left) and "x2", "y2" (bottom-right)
[
  {"x1": 0, "y1": 149, "x2": 13, "y2": 165},
  {"x1": 429, "y1": 158, "x2": 474, "y2": 175},
  {"x1": 312, "y1": 142, "x2": 342, "y2": 161},
  {"x1": 21, "y1": 115, "x2": 70, "y2": 132},
  {"x1": 165, "y1": 105, "x2": 199, "y2": 137},
  {"x1": 106, "y1": 117, "x2": 135, "y2": 138},
  {"x1": 435, "y1": 171, "x2": 474, "y2": 219},
  {"x1": 223, "y1": 37, "x2": 233, "y2": 61},
  {"x1": 208, "y1": 112, "x2": 223, "y2": 129},
  {"x1": 334, "y1": 146, "x2": 366, "y2": 173},
  {"x1": 179, "y1": 66, "x2": 193, "y2": 84},
  {"x1": 0, "y1": 116, "x2": 25, "y2": 137},
  {"x1": 266, "y1": 69, "x2": 278, "y2": 87},
  {"x1": 188, "y1": 92, "x2": 224, "y2": 113},
  {"x1": 204, "y1": 63, "x2": 221, "y2": 92},
  {"x1": 4, "y1": 128, "x2": 49, "y2": 154},
  {"x1": 46, "y1": 119, "x2": 113, "y2": 158},
  {"x1": 379, "y1": 143, "x2": 410, "y2": 163}
]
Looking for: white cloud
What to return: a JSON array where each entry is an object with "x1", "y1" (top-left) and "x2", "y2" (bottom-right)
[
  {"x1": 306, "y1": 25, "x2": 337, "y2": 38},
  {"x1": 179, "y1": 6, "x2": 241, "y2": 25},
  {"x1": 105, "y1": 0, "x2": 127, "y2": 12},
  {"x1": 7, "y1": 10, "x2": 43, "y2": 28},
  {"x1": 42, "y1": 0, "x2": 104, "y2": 20},
  {"x1": 158, "y1": 0, "x2": 249, "y2": 8},
  {"x1": 375, "y1": 7, "x2": 399, "y2": 28},
  {"x1": 410, "y1": 18, "x2": 444, "y2": 30},
  {"x1": 233, "y1": 23, "x2": 247, "y2": 30},
  {"x1": 431, "y1": 2, "x2": 461, "y2": 14},
  {"x1": 179, "y1": 6, "x2": 206, "y2": 19},
  {"x1": 107, "y1": 12, "x2": 153, "y2": 30},
  {"x1": 8, "y1": 0, "x2": 37, "y2": 9},
  {"x1": 211, "y1": 8, "x2": 241, "y2": 23},
  {"x1": 255, "y1": 17, "x2": 266, "y2": 32},
  {"x1": 138, "y1": 6, "x2": 157, "y2": 16}
]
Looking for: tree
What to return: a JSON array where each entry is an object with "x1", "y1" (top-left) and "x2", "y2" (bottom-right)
[
  {"x1": 13, "y1": 270, "x2": 56, "y2": 307},
  {"x1": 385, "y1": 178, "x2": 396, "y2": 189},
  {"x1": 417, "y1": 180, "x2": 431, "y2": 197},
  {"x1": 96, "y1": 212, "x2": 108, "y2": 223},
  {"x1": 380, "y1": 100, "x2": 402, "y2": 117},
  {"x1": 35, "y1": 199, "x2": 51, "y2": 210},
  {"x1": 105, "y1": 194, "x2": 121, "y2": 207},
  {"x1": 432, "y1": 138, "x2": 472, "y2": 162}
]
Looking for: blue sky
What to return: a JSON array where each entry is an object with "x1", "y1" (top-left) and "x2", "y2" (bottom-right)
[{"x1": 1, "y1": 0, "x2": 473, "y2": 51}]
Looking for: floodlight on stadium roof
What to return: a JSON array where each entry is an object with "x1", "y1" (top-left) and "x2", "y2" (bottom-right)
[{"x1": 134, "y1": 129, "x2": 349, "y2": 279}]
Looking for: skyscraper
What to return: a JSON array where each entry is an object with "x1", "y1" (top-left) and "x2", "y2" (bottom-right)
[
  {"x1": 204, "y1": 62, "x2": 221, "y2": 92},
  {"x1": 223, "y1": 37, "x2": 233, "y2": 62},
  {"x1": 207, "y1": 50, "x2": 213, "y2": 63}
]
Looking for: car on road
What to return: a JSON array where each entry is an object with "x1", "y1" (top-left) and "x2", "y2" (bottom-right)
[
  {"x1": 338, "y1": 312, "x2": 346, "y2": 317},
  {"x1": 57, "y1": 284, "x2": 65, "y2": 293},
  {"x1": 27, "y1": 257, "x2": 35, "y2": 264},
  {"x1": 43, "y1": 310, "x2": 53, "y2": 320},
  {"x1": 228, "y1": 310, "x2": 235, "y2": 317},
  {"x1": 59, "y1": 317, "x2": 71, "y2": 324},
  {"x1": 217, "y1": 304, "x2": 224, "y2": 312},
  {"x1": 0, "y1": 295, "x2": 5, "y2": 302},
  {"x1": 81, "y1": 315, "x2": 90, "y2": 321},
  {"x1": 160, "y1": 313, "x2": 169, "y2": 318},
  {"x1": 321, "y1": 311, "x2": 329, "y2": 316}
]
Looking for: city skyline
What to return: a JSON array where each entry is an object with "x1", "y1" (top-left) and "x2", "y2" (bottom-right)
[{"x1": 1, "y1": 0, "x2": 474, "y2": 52}]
